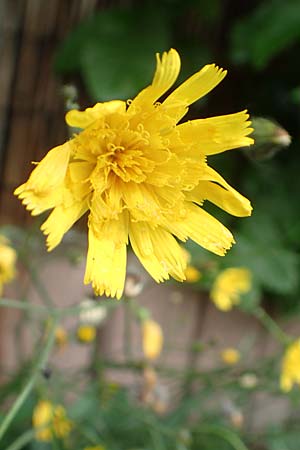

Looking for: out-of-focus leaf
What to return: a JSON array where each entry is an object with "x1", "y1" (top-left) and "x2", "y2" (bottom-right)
[
  {"x1": 238, "y1": 282, "x2": 262, "y2": 312},
  {"x1": 266, "y1": 429, "x2": 300, "y2": 450},
  {"x1": 230, "y1": 0, "x2": 300, "y2": 69},
  {"x1": 55, "y1": 8, "x2": 171, "y2": 101},
  {"x1": 225, "y1": 213, "x2": 299, "y2": 295}
]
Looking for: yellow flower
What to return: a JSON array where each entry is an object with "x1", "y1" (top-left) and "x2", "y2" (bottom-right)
[
  {"x1": 32, "y1": 400, "x2": 72, "y2": 441},
  {"x1": 184, "y1": 265, "x2": 202, "y2": 283},
  {"x1": 142, "y1": 319, "x2": 163, "y2": 360},
  {"x1": 55, "y1": 327, "x2": 68, "y2": 348},
  {"x1": 280, "y1": 339, "x2": 300, "y2": 392},
  {"x1": 84, "y1": 446, "x2": 106, "y2": 450},
  {"x1": 15, "y1": 49, "x2": 253, "y2": 299},
  {"x1": 0, "y1": 236, "x2": 17, "y2": 295},
  {"x1": 221, "y1": 348, "x2": 240, "y2": 365},
  {"x1": 180, "y1": 247, "x2": 202, "y2": 282},
  {"x1": 77, "y1": 324, "x2": 96, "y2": 342},
  {"x1": 210, "y1": 267, "x2": 251, "y2": 311}
]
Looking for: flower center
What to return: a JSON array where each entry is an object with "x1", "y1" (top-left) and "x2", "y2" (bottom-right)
[{"x1": 76, "y1": 119, "x2": 157, "y2": 184}]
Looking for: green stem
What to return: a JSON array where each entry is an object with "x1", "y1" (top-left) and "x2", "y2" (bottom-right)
[
  {"x1": 0, "y1": 315, "x2": 59, "y2": 442},
  {"x1": 254, "y1": 307, "x2": 290, "y2": 345},
  {"x1": 0, "y1": 298, "x2": 117, "y2": 318},
  {"x1": 197, "y1": 425, "x2": 249, "y2": 450},
  {"x1": 0, "y1": 298, "x2": 49, "y2": 313},
  {"x1": 26, "y1": 264, "x2": 53, "y2": 308},
  {"x1": 6, "y1": 429, "x2": 35, "y2": 450},
  {"x1": 123, "y1": 298, "x2": 133, "y2": 360}
]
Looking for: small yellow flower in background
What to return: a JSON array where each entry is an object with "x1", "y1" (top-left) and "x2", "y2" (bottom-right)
[
  {"x1": 184, "y1": 265, "x2": 202, "y2": 283},
  {"x1": 210, "y1": 267, "x2": 251, "y2": 311},
  {"x1": 55, "y1": 327, "x2": 68, "y2": 348},
  {"x1": 32, "y1": 400, "x2": 72, "y2": 441},
  {"x1": 280, "y1": 339, "x2": 300, "y2": 392},
  {"x1": 181, "y1": 246, "x2": 201, "y2": 282},
  {"x1": 15, "y1": 48, "x2": 253, "y2": 299},
  {"x1": 0, "y1": 236, "x2": 17, "y2": 295},
  {"x1": 77, "y1": 324, "x2": 97, "y2": 343},
  {"x1": 142, "y1": 319, "x2": 163, "y2": 360},
  {"x1": 84, "y1": 446, "x2": 106, "y2": 450},
  {"x1": 221, "y1": 348, "x2": 240, "y2": 365}
]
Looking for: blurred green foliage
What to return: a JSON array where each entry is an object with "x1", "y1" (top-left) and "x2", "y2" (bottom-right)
[
  {"x1": 230, "y1": 0, "x2": 300, "y2": 69},
  {"x1": 55, "y1": 7, "x2": 170, "y2": 100}
]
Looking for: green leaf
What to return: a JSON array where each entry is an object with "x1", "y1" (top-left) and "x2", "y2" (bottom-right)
[
  {"x1": 55, "y1": 8, "x2": 171, "y2": 101},
  {"x1": 230, "y1": 0, "x2": 300, "y2": 69},
  {"x1": 266, "y1": 429, "x2": 300, "y2": 450},
  {"x1": 225, "y1": 212, "x2": 299, "y2": 295}
]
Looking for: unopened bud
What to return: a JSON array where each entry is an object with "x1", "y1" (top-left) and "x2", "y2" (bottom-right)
[
  {"x1": 239, "y1": 373, "x2": 258, "y2": 389},
  {"x1": 124, "y1": 273, "x2": 144, "y2": 298},
  {"x1": 143, "y1": 367, "x2": 158, "y2": 389},
  {"x1": 62, "y1": 84, "x2": 79, "y2": 111},
  {"x1": 79, "y1": 298, "x2": 107, "y2": 326},
  {"x1": 245, "y1": 117, "x2": 291, "y2": 161},
  {"x1": 230, "y1": 410, "x2": 244, "y2": 428},
  {"x1": 222, "y1": 398, "x2": 244, "y2": 428}
]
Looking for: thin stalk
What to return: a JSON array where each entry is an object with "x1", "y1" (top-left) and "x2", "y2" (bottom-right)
[
  {"x1": 0, "y1": 298, "x2": 117, "y2": 318},
  {"x1": 6, "y1": 429, "x2": 35, "y2": 450},
  {"x1": 123, "y1": 298, "x2": 133, "y2": 360},
  {"x1": 18, "y1": 253, "x2": 54, "y2": 308},
  {"x1": 254, "y1": 307, "x2": 290, "y2": 345},
  {"x1": 0, "y1": 315, "x2": 59, "y2": 442}
]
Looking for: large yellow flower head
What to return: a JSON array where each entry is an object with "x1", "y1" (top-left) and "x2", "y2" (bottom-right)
[
  {"x1": 15, "y1": 49, "x2": 253, "y2": 299},
  {"x1": 280, "y1": 339, "x2": 300, "y2": 392}
]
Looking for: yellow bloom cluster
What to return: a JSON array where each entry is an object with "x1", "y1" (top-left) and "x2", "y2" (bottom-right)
[
  {"x1": 32, "y1": 400, "x2": 72, "y2": 441},
  {"x1": 210, "y1": 267, "x2": 251, "y2": 311},
  {"x1": 184, "y1": 265, "x2": 202, "y2": 283},
  {"x1": 280, "y1": 339, "x2": 300, "y2": 392},
  {"x1": 84, "y1": 446, "x2": 106, "y2": 450},
  {"x1": 142, "y1": 319, "x2": 163, "y2": 360},
  {"x1": 15, "y1": 49, "x2": 253, "y2": 299},
  {"x1": 0, "y1": 236, "x2": 17, "y2": 295},
  {"x1": 181, "y1": 247, "x2": 202, "y2": 282},
  {"x1": 77, "y1": 324, "x2": 97, "y2": 342},
  {"x1": 55, "y1": 327, "x2": 68, "y2": 348},
  {"x1": 221, "y1": 348, "x2": 240, "y2": 365}
]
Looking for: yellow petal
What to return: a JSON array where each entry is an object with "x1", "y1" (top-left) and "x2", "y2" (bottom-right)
[
  {"x1": 41, "y1": 199, "x2": 89, "y2": 251},
  {"x1": 129, "y1": 49, "x2": 181, "y2": 109},
  {"x1": 14, "y1": 187, "x2": 64, "y2": 216},
  {"x1": 84, "y1": 215, "x2": 128, "y2": 299},
  {"x1": 14, "y1": 142, "x2": 71, "y2": 195},
  {"x1": 162, "y1": 202, "x2": 234, "y2": 256},
  {"x1": 129, "y1": 222, "x2": 186, "y2": 282},
  {"x1": 187, "y1": 171, "x2": 252, "y2": 217},
  {"x1": 163, "y1": 64, "x2": 227, "y2": 109},
  {"x1": 142, "y1": 319, "x2": 163, "y2": 360},
  {"x1": 191, "y1": 165, "x2": 252, "y2": 217},
  {"x1": 14, "y1": 143, "x2": 72, "y2": 215},
  {"x1": 65, "y1": 100, "x2": 126, "y2": 129},
  {"x1": 178, "y1": 110, "x2": 253, "y2": 154}
]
